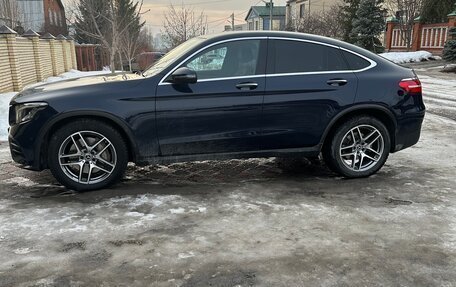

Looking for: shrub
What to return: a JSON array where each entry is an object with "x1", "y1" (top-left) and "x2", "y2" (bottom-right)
[{"x1": 443, "y1": 40, "x2": 456, "y2": 62}]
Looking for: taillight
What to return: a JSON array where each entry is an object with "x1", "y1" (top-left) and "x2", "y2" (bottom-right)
[{"x1": 399, "y1": 78, "x2": 422, "y2": 95}]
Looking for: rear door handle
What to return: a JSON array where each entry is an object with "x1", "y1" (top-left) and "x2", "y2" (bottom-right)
[
  {"x1": 327, "y1": 79, "x2": 348, "y2": 86},
  {"x1": 236, "y1": 82, "x2": 258, "y2": 90}
]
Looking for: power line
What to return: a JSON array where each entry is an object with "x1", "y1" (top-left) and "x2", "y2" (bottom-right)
[
  {"x1": 238, "y1": 0, "x2": 264, "y2": 16},
  {"x1": 144, "y1": 0, "x2": 227, "y2": 9},
  {"x1": 206, "y1": 16, "x2": 230, "y2": 24}
]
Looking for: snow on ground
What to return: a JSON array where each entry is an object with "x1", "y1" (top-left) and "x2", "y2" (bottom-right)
[
  {"x1": 0, "y1": 69, "x2": 112, "y2": 141},
  {"x1": 419, "y1": 74, "x2": 456, "y2": 118},
  {"x1": 420, "y1": 74, "x2": 456, "y2": 99},
  {"x1": 380, "y1": 51, "x2": 441, "y2": 64},
  {"x1": 0, "y1": 92, "x2": 16, "y2": 142}
]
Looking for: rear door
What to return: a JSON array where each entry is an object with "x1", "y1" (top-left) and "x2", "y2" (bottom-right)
[
  {"x1": 261, "y1": 38, "x2": 359, "y2": 150},
  {"x1": 156, "y1": 38, "x2": 267, "y2": 156}
]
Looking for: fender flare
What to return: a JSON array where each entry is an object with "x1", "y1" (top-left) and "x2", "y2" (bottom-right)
[
  {"x1": 318, "y1": 104, "x2": 397, "y2": 148},
  {"x1": 35, "y1": 110, "x2": 139, "y2": 168}
]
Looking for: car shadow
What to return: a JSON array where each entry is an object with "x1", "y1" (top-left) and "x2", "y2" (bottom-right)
[{"x1": 0, "y1": 157, "x2": 439, "y2": 208}]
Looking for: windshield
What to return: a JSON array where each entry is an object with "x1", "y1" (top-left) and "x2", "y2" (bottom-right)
[{"x1": 143, "y1": 37, "x2": 206, "y2": 78}]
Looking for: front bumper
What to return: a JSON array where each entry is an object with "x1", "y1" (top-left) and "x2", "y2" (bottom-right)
[
  {"x1": 8, "y1": 107, "x2": 55, "y2": 171},
  {"x1": 8, "y1": 123, "x2": 43, "y2": 170}
]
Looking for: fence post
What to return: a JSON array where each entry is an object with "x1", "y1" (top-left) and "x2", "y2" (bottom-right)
[
  {"x1": 75, "y1": 44, "x2": 82, "y2": 70},
  {"x1": 449, "y1": 4, "x2": 456, "y2": 40},
  {"x1": 385, "y1": 17, "x2": 398, "y2": 52},
  {"x1": 412, "y1": 16, "x2": 422, "y2": 51},
  {"x1": 56, "y1": 34, "x2": 69, "y2": 72},
  {"x1": 67, "y1": 36, "x2": 77, "y2": 70},
  {"x1": 0, "y1": 25, "x2": 22, "y2": 92},
  {"x1": 41, "y1": 33, "x2": 58, "y2": 76},
  {"x1": 23, "y1": 29, "x2": 43, "y2": 82}
]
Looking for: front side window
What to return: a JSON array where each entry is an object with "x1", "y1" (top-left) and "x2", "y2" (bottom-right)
[
  {"x1": 184, "y1": 40, "x2": 261, "y2": 80},
  {"x1": 143, "y1": 36, "x2": 206, "y2": 78},
  {"x1": 271, "y1": 40, "x2": 349, "y2": 74}
]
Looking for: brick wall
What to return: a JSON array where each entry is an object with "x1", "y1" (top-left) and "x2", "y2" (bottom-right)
[
  {"x1": 16, "y1": 38, "x2": 38, "y2": 87},
  {"x1": 0, "y1": 37, "x2": 14, "y2": 92},
  {"x1": 39, "y1": 40, "x2": 54, "y2": 79},
  {"x1": 0, "y1": 25, "x2": 77, "y2": 93}
]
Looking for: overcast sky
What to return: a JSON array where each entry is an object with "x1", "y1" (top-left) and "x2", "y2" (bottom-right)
[{"x1": 63, "y1": 0, "x2": 287, "y2": 35}]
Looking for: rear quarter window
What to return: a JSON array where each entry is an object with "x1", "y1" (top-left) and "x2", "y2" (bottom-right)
[
  {"x1": 341, "y1": 50, "x2": 371, "y2": 70},
  {"x1": 272, "y1": 40, "x2": 349, "y2": 73}
]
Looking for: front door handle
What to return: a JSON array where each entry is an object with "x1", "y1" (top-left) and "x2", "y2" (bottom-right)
[
  {"x1": 327, "y1": 79, "x2": 348, "y2": 86},
  {"x1": 236, "y1": 82, "x2": 258, "y2": 90}
]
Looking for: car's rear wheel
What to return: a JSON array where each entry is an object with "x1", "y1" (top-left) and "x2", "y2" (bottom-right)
[
  {"x1": 48, "y1": 119, "x2": 128, "y2": 191},
  {"x1": 323, "y1": 116, "x2": 390, "y2": 178}
]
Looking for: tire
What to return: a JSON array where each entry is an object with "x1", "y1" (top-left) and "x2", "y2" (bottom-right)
[
  {"x1": 323, "y1": 116, "x2": 391, "y2": 178},
  {"x1": 48, "y1": 119, "x2": 128, "y2": 191}
]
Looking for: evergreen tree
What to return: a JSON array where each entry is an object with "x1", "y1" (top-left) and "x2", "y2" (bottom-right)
[
  {"x1": 443, "y1": 28, "x2": 456, "y2": 63},
  {"x1": 421, "y1": 0, "x2": 454, "y2": 24},
  {"x1": 341, "y1": 0, "x2": 361, "y2": 43},
  {"x1": 350, "y1": 0, "x2": 386, "y2": 52},
  {"x1": 443, "y1": 40, "x2": 456, "y2": 62},
  {"x1": 74, "y1": 0, "x2": 111, "y2": 45}
]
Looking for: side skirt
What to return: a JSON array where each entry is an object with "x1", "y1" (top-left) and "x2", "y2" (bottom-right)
[{"x1": 136, "y1": 146, "x2": 321, "y2": 166}]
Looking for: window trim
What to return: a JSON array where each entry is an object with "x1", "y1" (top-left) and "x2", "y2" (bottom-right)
[
  {"x1": 158, "y1": 36, "x2": 377, "y2": 85},
  {"x1": 158, "y1": 37, "x2": 267, "y2": 86},
  {"x1": 267, "y1": 37, "x2": 377, "y2": 77}
]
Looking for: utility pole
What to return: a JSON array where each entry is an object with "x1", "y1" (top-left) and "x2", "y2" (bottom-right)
[
  {"x1": 308, "y1": 0, "x2": 311, "y2": 16},
  {"x1": 269, "y1": 0, "x2": 273, "y2": 30},
  {"x1": 231, "y1": 13, "x2": 235, "y2": 31}
]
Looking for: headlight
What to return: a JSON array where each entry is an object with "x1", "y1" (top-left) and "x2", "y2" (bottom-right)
[{"x1": 15, "y1": 102, "x2": 48, "y2": 124}]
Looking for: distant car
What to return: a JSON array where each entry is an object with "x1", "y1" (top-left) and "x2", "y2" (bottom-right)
[
  {"x1": 8, "y1": 31, "x2": 425, "y2": 191},
  {"x1": 123, "y1": 52, "x2": 165, "y2": 72}
]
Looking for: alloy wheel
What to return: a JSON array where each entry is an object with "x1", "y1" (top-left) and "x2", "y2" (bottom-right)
[
  {"x1": 58, "y1": 131, "x2": 117, "y2": 184},
  {"x1": 339, "y1": 124, "x2": 384, "y2": 172}
]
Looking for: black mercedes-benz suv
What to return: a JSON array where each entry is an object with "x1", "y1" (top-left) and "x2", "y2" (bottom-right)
[{"x1": 8, "y1": 31, "x2": 425, "y2": 191}]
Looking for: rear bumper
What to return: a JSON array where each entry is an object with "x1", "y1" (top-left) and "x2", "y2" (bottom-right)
[{"x1": 392, "y1": 111, "x2": 425, "y2": 152}]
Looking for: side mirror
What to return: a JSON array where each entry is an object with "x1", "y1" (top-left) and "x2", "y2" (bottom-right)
[{"x1": 168, "y1": 67, "x2": 197, "y2": 84}]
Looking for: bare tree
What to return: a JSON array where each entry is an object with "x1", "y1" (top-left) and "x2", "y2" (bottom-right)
[
  {"x1": 121, "y1": 27, "x2": 153, "y2": 72},
  {"x1": 162, "y1": 4, "x2": 208, "y2": 49},
  {"x1": 0, "y1": 0, "x2": 21, "y2": 28},
  {"x1": 385, "y1": 0, "x2": 424, "y2": 50},
  {"x1": 71, "y1": 0, "x2": 145, "y2": 72},
  {"x1": 119, "y1": 1, "x2": 148, "y2": 72},
  {"x1": 293, "y1": 5, "x2": 345, "y2": 40}
]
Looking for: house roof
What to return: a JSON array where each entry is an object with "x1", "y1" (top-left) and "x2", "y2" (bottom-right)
[{"x1": 245, "y1": 5, "x2": 286, "y2": 20}]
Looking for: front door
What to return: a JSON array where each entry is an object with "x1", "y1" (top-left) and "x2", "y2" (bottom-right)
[
  {"x1": 156, "y1": 38, "x2": 267, "y2": 156},
  {"x1": 261, "y1": 38, "x2": 359, "y2": 150}
]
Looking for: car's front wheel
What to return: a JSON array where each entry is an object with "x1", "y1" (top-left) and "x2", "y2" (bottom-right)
[
  {"x1": 48, "y1": 119, "x2": 128, "y2": 191},
  {"x1": 323, "y1": 116, "x2": 391, "y2": 178}
]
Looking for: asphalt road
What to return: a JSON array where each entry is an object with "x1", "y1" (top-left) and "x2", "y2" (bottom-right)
[{"x1": 0, "y1": 67, "x2": 455, "y2": 286}]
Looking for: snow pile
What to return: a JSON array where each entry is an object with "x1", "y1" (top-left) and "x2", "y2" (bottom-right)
[
  {"x1": 380, "y1": 51, "x2": 441, "y2": 64},
  {"x1": 0, "y1": 92, "x2": 16, "y2": 141},
  {"x1": 0, "y1": 69, "x2": 112, "y2": 142},
  {"x1": 41, "y1": 68, "x2": 111, "y2": 84}
]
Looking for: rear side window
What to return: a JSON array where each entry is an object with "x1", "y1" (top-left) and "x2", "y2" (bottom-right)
[
  {"x1": 341, "y1": 50, "x2": 371, "y2": 70},
  {"x1": 271, "y1": 40, "x2": 348, "y2": 74}
]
